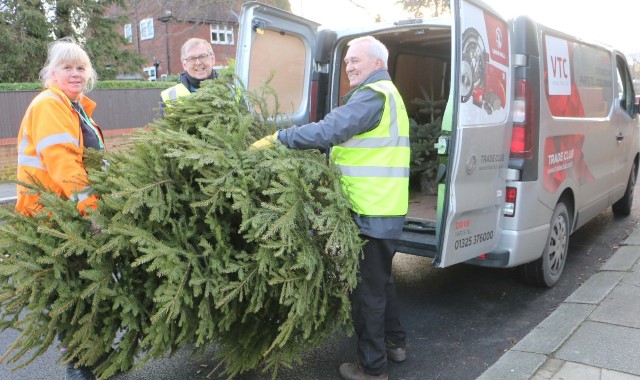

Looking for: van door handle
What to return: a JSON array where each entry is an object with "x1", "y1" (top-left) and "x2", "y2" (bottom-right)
[{"x1": 616, "y1": 132, "x2": 624, "y2": 142}]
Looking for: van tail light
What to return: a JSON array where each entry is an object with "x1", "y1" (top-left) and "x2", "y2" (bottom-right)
[
  {"x1": 511, "y1": 79, "x2": 534, "y2": 158},
  {"x1": 504, "y1": 186, "x2": 517, "y2": 217}
]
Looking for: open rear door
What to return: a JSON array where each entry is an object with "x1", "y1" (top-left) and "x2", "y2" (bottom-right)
[
  {"x1": 436, "y1": 0, "x2": 512, "y2": 267},
  {"x1": 236, "y1": 2, "x2": 319, "y2": 125}
]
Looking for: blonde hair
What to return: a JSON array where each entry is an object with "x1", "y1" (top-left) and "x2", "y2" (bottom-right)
[
  {"x1": 181, "y1": 38, "x2": 214, "y2": 60},
  {"x1": 348, "y1": 36, "x2": 389, "y2": 69},
  {"x1": 39, "y1": 37, "x2": 98, "y2": 92}
]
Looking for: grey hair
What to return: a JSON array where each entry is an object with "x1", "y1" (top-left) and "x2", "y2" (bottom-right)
[
  {"x1": 181, "y1": 38, "x2": 214, "y2": 60},
  {"x1": 348, "y1": 36, "x2": 389, "y2": 69},
  {"x1": 39, "y1": 37, "x2": 97, "y2": 92}
]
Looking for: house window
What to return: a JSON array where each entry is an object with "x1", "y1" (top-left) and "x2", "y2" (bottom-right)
[
  {"x1": 124, "y1": 24, "x2": 132, "y2": 43},
  {"x1": 143, "y1": 66, "x2": 156, "y2": 81},
  {"x1": 211, "y1": 24, "x2": 234, "y2": 45},
  {"x1": 140, "y1": 18, "x2": 154, "y2": 40}
]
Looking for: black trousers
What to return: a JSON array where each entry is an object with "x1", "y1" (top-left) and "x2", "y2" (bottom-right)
[{"x1": 350, "y1": 236, "x2": 406, "y2": 375}]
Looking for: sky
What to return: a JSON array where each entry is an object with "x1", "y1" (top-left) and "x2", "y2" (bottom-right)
[{"x1": 289, "y1": 0, "x2": 640, "y2": 56}]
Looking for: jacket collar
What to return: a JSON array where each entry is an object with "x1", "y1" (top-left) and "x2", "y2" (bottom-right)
[
  {"x1": 178, "y1": 70, "x2": 219, "y2": 92},
  {"x1": 342, "y1": 69, "x2": 392, "y2": 103},
  {"x1": 46, "y1": 83, "x2": 96, "y2": 115}
]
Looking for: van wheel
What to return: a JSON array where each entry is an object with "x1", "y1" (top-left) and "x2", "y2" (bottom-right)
[
  {"x1": 612, "y1": 163, "x2": 637, "y2": 216},
  {"x1": 518, "y1": 202, "x2": 569, "y2": 288}
]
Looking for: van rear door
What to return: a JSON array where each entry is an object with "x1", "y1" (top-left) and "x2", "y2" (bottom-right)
[
  {"x1": 236, "y1": 1, "x2": 319, "y2": 124},
  {"x1": 436, "y1": 0, "x2": 512, "y2": 267}
]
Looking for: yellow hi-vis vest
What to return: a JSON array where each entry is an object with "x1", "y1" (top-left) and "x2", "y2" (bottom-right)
[
  {"x1": 331, "y1": 80, "x2": 410, "y2": 216},
  {"x1": 160, "y1": 83, "x2": 192, "y2": 105}
]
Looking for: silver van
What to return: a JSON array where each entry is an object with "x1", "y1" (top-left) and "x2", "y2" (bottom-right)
[{"x1": 236, "y1": 0, "x2": 639, "y2": 287}]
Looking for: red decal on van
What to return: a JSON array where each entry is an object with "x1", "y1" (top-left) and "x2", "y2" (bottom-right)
[
  {"x1": 456, "y1": 219, "x2": 471, "y2": 230},
  {"x1": 484, "y1": 13, "x2": 509, "y2": 67},
  {"x1": 544, "y1": 37, "x2": 586, "y2": 117},
  {"x1": 543, "y1": 135, "x2": 593, "y2": 192},
  {"x1": 546, "y1": 80, "x2": 585, "y2": 117}
]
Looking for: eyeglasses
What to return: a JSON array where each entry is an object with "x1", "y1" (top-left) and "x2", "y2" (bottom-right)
[{"x1": 183, "y1": 53, "x2": 213, "y2": 64}]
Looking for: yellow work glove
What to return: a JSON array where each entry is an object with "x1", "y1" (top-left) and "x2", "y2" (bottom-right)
[{"x1": 250, "y1": 131, "x2": 279, "y2": 151}]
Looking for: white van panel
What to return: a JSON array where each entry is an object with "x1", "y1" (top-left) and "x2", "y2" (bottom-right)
[
  {"x1": 498, "y1": 223, "x2": 550, "y2": 267},
  {"x1": 438, "y1": 0, "x2": 512, "y2": 267},
  {"x1": 501, "y1": 181, "x2": 554, "y2": 231}
]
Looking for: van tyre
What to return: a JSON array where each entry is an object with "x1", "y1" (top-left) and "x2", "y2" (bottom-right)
[
  {"x1": 612, "y1": 163, "x2": 637, "y2": 216},
  {"x1": 519, "y1": 202, "x2": 569, "y2": 288}
]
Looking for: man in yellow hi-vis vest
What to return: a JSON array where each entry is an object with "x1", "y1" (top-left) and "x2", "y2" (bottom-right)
[
  {"x1": 252, "y1": 35, "x2": 410, "y2": 380},
  {"x1": 160, "y1": 38, "x2": 219, "y2": 106}
]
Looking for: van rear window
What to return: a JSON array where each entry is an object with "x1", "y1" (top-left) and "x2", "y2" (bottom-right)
[{"x1": 543, "y1": 34, "x2": 613, "y2": 118}]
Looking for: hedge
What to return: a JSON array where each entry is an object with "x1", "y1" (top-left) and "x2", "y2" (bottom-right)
[{"x1": 0, "y1": 80, "x2": 174, "y2": 91}]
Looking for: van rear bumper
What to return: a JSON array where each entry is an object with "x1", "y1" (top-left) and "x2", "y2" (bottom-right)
[
  {"x1": 465, "y1": 250, "x2": 510, "y2": 267},
  {"x1": 465, "y1": 223, "x2": 550, "y2": 268}
]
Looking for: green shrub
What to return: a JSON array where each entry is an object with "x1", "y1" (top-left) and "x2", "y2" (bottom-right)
[
  {"x1": 409, "y1": 93, "x2": 447, "y2": 195},
  {"x1": 0, "y1": 80, "x2": 172, "y2": 91}
]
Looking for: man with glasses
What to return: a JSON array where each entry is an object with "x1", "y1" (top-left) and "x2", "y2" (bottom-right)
[{"x1": 161, "y1": 38, "x2": 219, "y2": 105}]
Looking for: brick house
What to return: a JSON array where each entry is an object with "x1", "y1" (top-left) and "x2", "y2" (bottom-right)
[
  {"x1": 0, "y1": 1, "x2": 292, "y2": 182},
  {"x1": 108, "y1": 0, "x2": 287, "y2": 81}
]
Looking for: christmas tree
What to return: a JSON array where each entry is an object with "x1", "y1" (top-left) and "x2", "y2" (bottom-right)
[{"x1": 0, "y1": 74, "x2": 364, "y2": 379}]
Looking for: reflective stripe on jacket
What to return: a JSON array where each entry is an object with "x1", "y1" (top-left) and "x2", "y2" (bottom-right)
[
  {"x1": 331, "y1": 80, "x2": 410, "y2": 216},
  {"x1": 160, "y1": 83, "x2": 192, "y2": 105},
  {"x1": 16, "y1": 84, "x2": 103, "y2": 216}
]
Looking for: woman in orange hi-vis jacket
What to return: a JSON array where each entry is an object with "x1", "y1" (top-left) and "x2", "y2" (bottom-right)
[
  {"x1": 15, "y1": 37, "x2": 103, "y2": 380},
  {"x1": 16, "y1": 37, "x2": 104, "y2": 218}
]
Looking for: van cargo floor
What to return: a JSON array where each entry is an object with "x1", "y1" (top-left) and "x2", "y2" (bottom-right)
[
  {"x1": 408, "y1": 192, "x2": 437, "y2": 220},
  {"x1": 397, "y1": 192, "x2": 438, "y2": 257}
]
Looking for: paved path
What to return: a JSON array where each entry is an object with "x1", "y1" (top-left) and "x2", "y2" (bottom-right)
[
  {"x1": 478, "y1": 229, "x2": 640, "y2": 380},
  {"x1": 0, "y1": 182, "x2": 16, "y2": 204}
]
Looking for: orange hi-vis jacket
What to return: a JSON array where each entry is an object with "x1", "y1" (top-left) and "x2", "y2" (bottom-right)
[{"x1": 16, "y1": 84, "x2": 104, "y2": 216}]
